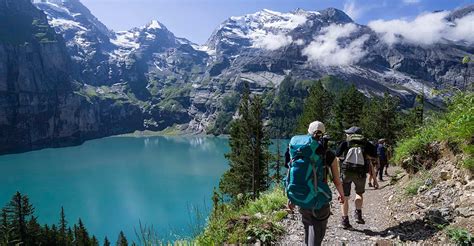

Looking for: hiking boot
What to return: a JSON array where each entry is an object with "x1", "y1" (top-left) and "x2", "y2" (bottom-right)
[
  {"x1": 355, "y1": 209, "x2": 365, "y2": 224},
  {"x1": 341, "y1": 216, "x2": 352, "y2": 229}
]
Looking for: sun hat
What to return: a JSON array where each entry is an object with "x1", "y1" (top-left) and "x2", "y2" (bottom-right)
[{"x1": 308, "y1": 121, "x2": 325, "y2": 135}]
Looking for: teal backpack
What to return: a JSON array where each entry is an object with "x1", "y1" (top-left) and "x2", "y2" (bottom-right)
[{"x1": 285, "y1": 135, "x2": 332, "y2": 210}]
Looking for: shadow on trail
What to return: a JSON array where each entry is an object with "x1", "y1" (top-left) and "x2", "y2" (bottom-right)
[{"x1": 348, "y1": 210, "x2": 447, "y2": 242}]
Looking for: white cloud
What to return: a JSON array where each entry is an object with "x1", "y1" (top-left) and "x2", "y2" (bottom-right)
[
  {"x1": 302, "y1": 23, "x2": 370, "y2": 66},
  {"x1": 343, "y1": 0, "x2": 364, "y2": 20},
  {"x1": 368, "y1": 12, "x2": 474, "y2": 45},
  {"x1": 450, "y1": 14, "x2": 474, "y2": 43},
  {"x1": 252, "y1": 33, "x2": 293, "y2": 50},
  {"x1": 403, "y1": 0, "x2": 421, "y2": 4}
]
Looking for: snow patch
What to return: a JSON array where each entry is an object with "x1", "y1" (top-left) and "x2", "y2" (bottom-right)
[{"x1": 147, "y1": 20, "x2": 162, "y2": 30}]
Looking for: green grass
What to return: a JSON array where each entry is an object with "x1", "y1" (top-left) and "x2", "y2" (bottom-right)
[
  {"x1": 446, "y1": 227, "x2": 473, "y2": 246},
  {"x1": 404, "y1": 171, "x2": 432, "y2": 196},
  {"x1": 394, "y1": 93, "x2": 474, "y2": 171},
  {"x1": 196, "y1": 187, "x2": 287, "y2": 245},
  {"x1": 404, "y1": 178, "x2": 425, "y2": 196}
]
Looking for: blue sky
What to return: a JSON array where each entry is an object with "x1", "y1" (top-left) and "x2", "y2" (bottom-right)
[{"x1": 80, "y1": 0, "x2": 472, "y2": 44}]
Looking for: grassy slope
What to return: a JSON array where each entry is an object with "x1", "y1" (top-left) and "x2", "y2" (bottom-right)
[
  {"x1": 196, "y1": 187, "x2": 288, "y2": 244},
  {"x1": 394, "y1": 93, "x2": 473, "y2": 171}
]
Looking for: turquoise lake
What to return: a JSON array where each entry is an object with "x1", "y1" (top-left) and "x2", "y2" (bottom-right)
[{"x1": 0, "y1": 136, "x2": 231, "y2": 242}]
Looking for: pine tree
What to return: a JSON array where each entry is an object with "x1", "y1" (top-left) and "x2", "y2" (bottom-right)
[
  {"x1": 219, "y1": 83, "x2": 271, "y2": 201},
  {"x1": 297, "y1": 80, "x2": 333, "y2": 134},
  {"x1": 104, "y1": 236, "x2": 111, "y2": 246},
  {"x1": 116, "y1": 231, "x2": 128, "y2": 246},
  {"x1": 0, "y1": 208, "x2": 18, "y2": 246},
  {"x1": 50, "y1": 224, "x2": 59, "y2": 246},
  {"x1": 4, "y1": 192, "x2": 35, "y2": 243},
  {"x1": 378, "y1": 92, "x2": 400, "y2": 142},
  {"x1": 219, "y1": 83, "x2": 253, "y2": 200},
  {"x1": 74, "y1": 219, "x2": 90, "y2": 246},
  {"x1": 26, "y1": 216, "x2": 42, "y2": 245},
  {"x1": 249, "y1": 95, "x2": 271, "y2": 197},
  {"x1": 360, "y1": 98, "x2": 378, "y2": 140},
  {"x1": 58, "y1": 206, "x2": 68, "y2": 246},
  {"x1": 329, "y1": 84, "x2": 366, "y2": 141},
  {"x1": 67, "y1": 227, "x2": 74, "y2": 245},
  {"x1": 91, "y1": 236, "x2": 99, "y2": 246}
]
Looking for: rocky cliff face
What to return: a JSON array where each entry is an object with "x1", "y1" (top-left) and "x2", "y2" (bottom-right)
[
  {"x1": 1, "y1": 0, "x2": 472, "y2": 153},
  {"x1": 0, "y1": 0, "x2": 143, "y2": 154}
]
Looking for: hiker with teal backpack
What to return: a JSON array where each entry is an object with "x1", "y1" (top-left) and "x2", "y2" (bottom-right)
[
  {"x1": 285, "y1": 121, "x2": 345, "y2": 246},
  {"x1": 336, "y1": 126, "x2": 378, "y2": 229}
]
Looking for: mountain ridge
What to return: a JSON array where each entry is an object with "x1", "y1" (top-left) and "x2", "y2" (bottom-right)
[{"x1": 0, "y1": 0, "x2": 471, "y2": 154}]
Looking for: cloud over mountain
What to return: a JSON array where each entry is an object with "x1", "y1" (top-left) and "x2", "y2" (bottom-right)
[
  {"x1": 302, "y1": 23, "x2": 370, "y2": 66},
  {"x1": 368, "y1": 11, "x2": 474, "y2": 45}
]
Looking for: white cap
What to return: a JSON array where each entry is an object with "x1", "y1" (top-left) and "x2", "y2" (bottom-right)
[{"x1": 308, "y1": 121, "x2": 325, "y2": 135}]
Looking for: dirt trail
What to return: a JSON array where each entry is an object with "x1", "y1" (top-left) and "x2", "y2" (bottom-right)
[{"x1": 278, "y1": 167, "x2": 402, "y2": 245}]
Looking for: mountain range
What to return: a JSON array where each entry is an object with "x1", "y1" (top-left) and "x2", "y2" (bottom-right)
[{"x1": 0, "y1": 0, "x2": 472, "y2": 154}]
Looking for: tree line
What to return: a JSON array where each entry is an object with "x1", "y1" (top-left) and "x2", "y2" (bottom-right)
[
  {"x1": 1, "y1": 192, "x2": 129, "y2": 246},
  {"x1": 216, "y1": 77, "x2": 426, "y2": 204}
]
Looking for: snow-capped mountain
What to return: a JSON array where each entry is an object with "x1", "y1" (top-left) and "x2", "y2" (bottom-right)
[
  {"x1": 202, "y1": 7, "x2": 472, "y2": 105},
  {"x1": 205, "y1": 8, "x2": 353, "y2": 55},
  {"x1": 30, "y1": 0, "x2": 474, "y2": 133}
]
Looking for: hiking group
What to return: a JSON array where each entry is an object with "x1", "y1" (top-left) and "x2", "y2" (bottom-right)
[{"x1": 284, "y1": 121, "x2": 391, "y2": 246}]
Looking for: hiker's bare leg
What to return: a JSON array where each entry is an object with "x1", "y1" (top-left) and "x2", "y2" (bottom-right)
[
  {"x1": 355, "y1": 194, "x2": 363, "y2": 210},
  {"x1": 342, "y1": 196, "x2": 350, "y2": 216}
]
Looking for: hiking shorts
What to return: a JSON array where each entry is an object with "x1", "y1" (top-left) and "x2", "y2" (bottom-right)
[
  {"x1": 341, "y1": 172, "x2": 367, "y2": 196},
  {"x1": 299, "y1": 204, "x2": 331, "y2": 246}
]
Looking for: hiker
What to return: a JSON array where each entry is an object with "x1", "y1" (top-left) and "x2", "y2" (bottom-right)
[
  {"x1": 285, "y1": 121, "x2": 345, "y2": 246},
  {"x1": 336, "y1": 126, "x2": 377, "y2": 229},
  {"x1": 377, "y1": 139, "x2": 388, "y2": 181},
  {"x1": 367, "y1": 141, "x2": 378, "y2": 188},
  {"x1": 367, "y1": 157, "x2": 378, "y2": 188},
  {"x1": 386, "y1": 144, "x2": 393, "y2": 176}
]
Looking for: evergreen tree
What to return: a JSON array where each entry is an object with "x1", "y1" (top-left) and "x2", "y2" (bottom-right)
[
  {"x1": 0, "y1": 208, "x2": 19, "y2": 246},
  {"x1": 74, "y1": 219, "x2": 90, "y2": 246},
  {"x1": 116, "y1": 231, "x2": 128, "y2": 246},
  {"x1": 249, "y1": 95, "x2": 271, "y2": 197},
  {"x1": 297, "y1": 80, "x2": 333, "y2": 134},
  {"x1": 59, "y1": 206, "x2": 68, "y2": 245},
  {"x1": 4, "y1": 192, "x2": 35, "y2": 243},
  {"x1": 360, "y1": 97, "x2": 381, "y2": 140},
  {"x1": 219, "y1": 84, "x2": 253, "y2": 200},
  {"x1": 219, "y1": 83, "x2": 271, "y2": 201},
  {"x1": 91, "y1": 236, "x2": 99, "y2": 246},
  {"x1": 360, "y1": 92, "x2": 401, "y2": 142},
  {"x1": 104, "y1": 236, "x2": 111, "y2": 246},
  {"x1": 67, "y1": 227, "x2": 74, "y2": 245},
  {"x1": 329, "y1": 85, "x2": 366, "y2": 141},
  {"x1": 378, "y1": 92, "x2": 400, "y2": 141},
  {"x1": 267, "y1": 76, "x2": 306, "y2": 138},
  {"x1": 26, "y1": 216, "x2": 42, "y2": 245},
  {"x1": 50, "y1": 224, "x2": 59, "y2": 246}
]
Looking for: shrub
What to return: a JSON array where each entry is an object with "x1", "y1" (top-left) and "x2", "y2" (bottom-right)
[
  {"x1": 446, "y1": 227, "x2": 473, "y2": 246},
  {"x1": 196, "y1": 187, "x2": 287, "y2": 244}
]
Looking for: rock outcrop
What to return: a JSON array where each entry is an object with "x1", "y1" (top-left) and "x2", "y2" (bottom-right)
[{"x1": 0, "y1": 0, "x2": 143, "y2": 154}]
